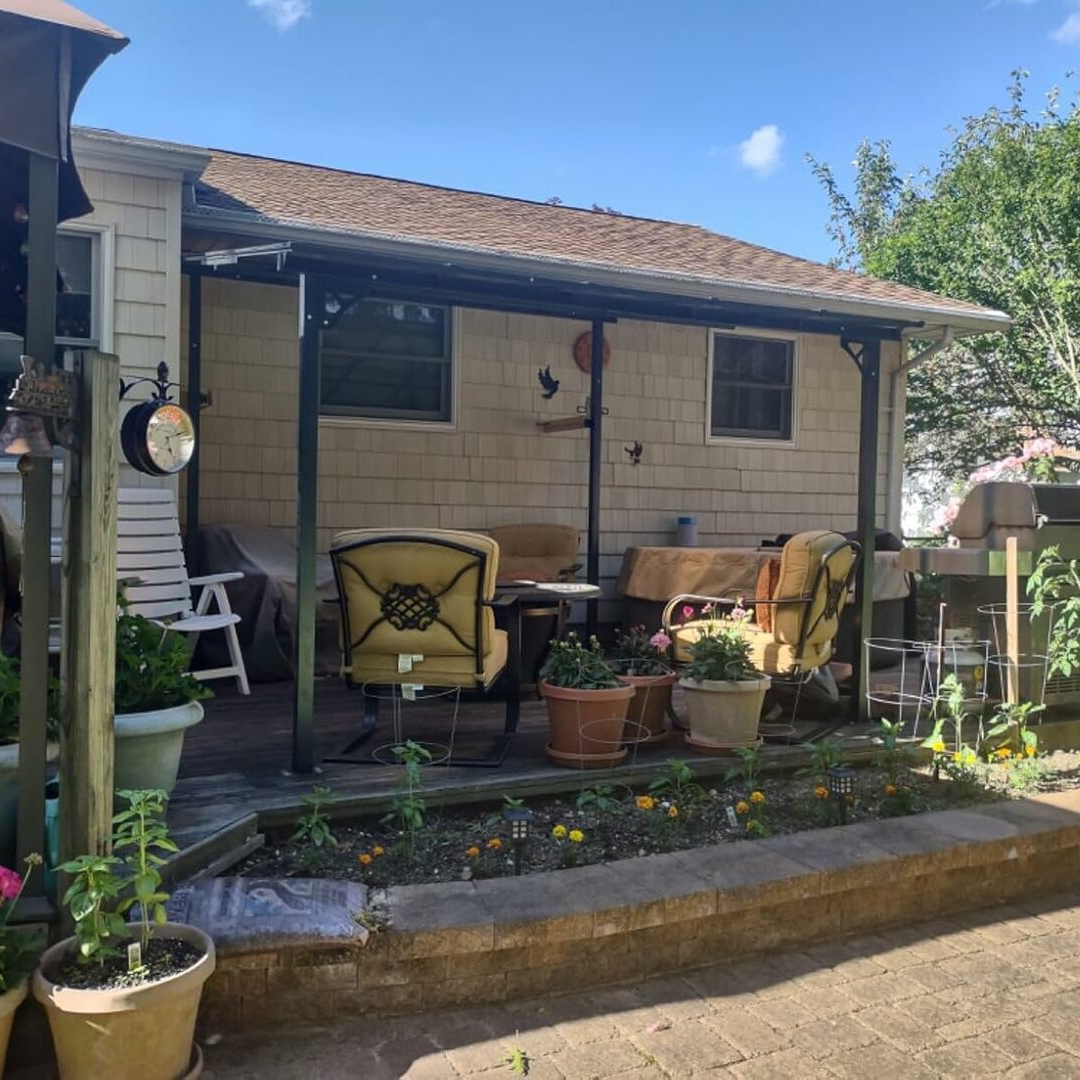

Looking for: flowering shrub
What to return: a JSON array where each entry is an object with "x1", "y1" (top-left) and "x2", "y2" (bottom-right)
[
  {"x1": 610, "y1": 625, "x2": 673, "y2": 677},
  {"x1": 540, "y1": 633, "x2": 623, "y2": 690},
  {"x1": 550, "y1": 823, "x2": 585, "y2": 866},
  {"x1": 0, "y1": 855, "x2": 40, "y2": 991},
  {"x1": 681, "y1": 603, "x2": 758, "y2": 683},
  {"x1": 735, "y1": 790, "x2": 771, "y2": 838}
]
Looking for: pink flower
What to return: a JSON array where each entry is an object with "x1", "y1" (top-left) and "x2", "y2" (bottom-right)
[
  {"x1": 649, "y1": 631, "x2": 672, "y2": 650},
  {"x1": 0, "y1": 867, "x2": 22, "y2": 901},
  {"x1": 682, "y1": 605, "x2": 695, "y2": 620}
]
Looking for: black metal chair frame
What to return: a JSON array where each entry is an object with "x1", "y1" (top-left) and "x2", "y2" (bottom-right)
[
  {"x1": 326, "y1": 532, "x2": 521, "y2": 767},
  {"x1": 662, "y1": 537, "x2": 862, "y2": 736}
]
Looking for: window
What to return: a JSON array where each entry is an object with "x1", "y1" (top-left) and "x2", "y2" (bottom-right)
[
  {"x1": 0, "y1": 230, "x2": 98, "y2": 396},
  {"x1": 319, "y1": 298, "x2": 454, "y2": 423},
  {"x1": 708, "y1": 331, "x2": 795, "y2": 442}
]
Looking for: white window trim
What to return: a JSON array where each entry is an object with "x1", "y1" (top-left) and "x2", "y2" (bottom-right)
[
  {"x1": 318, "y1": 303, "x2": 460, "y2": 432},
  {"x1": 705, "y1": 326, "x2": 799, "y2": 449}
]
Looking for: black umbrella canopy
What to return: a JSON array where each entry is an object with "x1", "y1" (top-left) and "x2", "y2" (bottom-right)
[{"x1": 0, "y1": 0, "x2": 127, "y2": 334}]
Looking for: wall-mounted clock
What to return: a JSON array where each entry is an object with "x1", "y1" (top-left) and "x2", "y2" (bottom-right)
[{"x1": 119, "y1": 362, "x2": 195, "y2": 475}]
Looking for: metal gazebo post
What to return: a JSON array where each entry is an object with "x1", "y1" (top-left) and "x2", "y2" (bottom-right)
[{"x1": 585, "y1": 318, "x2": 605, "y2": 641}]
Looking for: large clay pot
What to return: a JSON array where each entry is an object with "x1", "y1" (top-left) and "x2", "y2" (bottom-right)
[
  {"x1": 623, "y1": 672, "x2": 676, "y2": 745},
  {"x1": 540, "y1": 680, "x2": 634, "y2": 768},
  {"x1": 679, "y1": 676, "x2": 771, "y2": 751},
  {"x1": 114, "y1": 701, "x2": 204, "y2": 796},
  {"x1": 33, "y1": 922, "x2": 215, "y2": 1080},
  {"x1": 0, "y1": 980, "x2": 27, "y2": 1075}
]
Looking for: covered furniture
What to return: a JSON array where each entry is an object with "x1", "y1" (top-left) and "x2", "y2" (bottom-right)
[
  {"x1": 664, "y1": 530, "x2": 859, "y2": 721},
  {"x1": 117, "y1": 488, "x2": 249, "y2": 694},
  {"x1": 329, "y1": 528, "x2": 520, "y2": 765},
  {"x1": 488, "y1": 524, "x2": 580, "y2": 583}
]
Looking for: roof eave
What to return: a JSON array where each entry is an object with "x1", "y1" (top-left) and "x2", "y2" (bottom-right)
[{"x1": 182, "y1": 204, "x2": 1012, "y2": 337}]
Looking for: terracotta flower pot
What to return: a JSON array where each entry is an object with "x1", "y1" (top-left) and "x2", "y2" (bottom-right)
[
  {"x1": 32, "y1": 923, "x2": 215, "y2": 1080},
  {"x1": 540, "y1": 680, "x2": 635, "y2": 768},
  {"x1": 679, "y1": 676, "x2": 771, "y2": 751},
  {"x1": 0, "y1": 980, "x2": 27, "y2": 1075},
  {"x1": 622, "y1": 672, "x2": 677, "y2": 745}
]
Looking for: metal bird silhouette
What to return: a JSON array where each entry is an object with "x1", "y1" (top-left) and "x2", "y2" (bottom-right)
[
  {"x1": 625, "y1": 441, "x2": 643, "y2": 465},
  {"x1": 537, "y1": 366, "x2": 560, "y2": 399}
]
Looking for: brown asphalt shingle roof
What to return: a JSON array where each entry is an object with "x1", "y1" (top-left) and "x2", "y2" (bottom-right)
[{"x1": 192, "y1": 147, "x2": 1001, "y2": 323}]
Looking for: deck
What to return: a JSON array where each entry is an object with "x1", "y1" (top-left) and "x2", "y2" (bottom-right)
[{"x1": 167, "y1": 676, "x2": 883, "y2": 873}]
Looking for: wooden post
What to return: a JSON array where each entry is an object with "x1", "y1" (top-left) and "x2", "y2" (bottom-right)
[
  {"x1": 59, "y1": 350, "x2": 119, "y2": 865},
  {"x1": 1005, "y1": 535, "x2": 1020, "y2": 706}
]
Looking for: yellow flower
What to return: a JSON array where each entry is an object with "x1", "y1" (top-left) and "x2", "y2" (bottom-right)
[
  {"x1": 735, "y1": 800, "x2": 749, "y2": 815},
  {"x1": 635, "y1": 795, "x2": 656, "y2": 811},
  {"x1": 995, "y1": 747, "x2": 1012, "y2": 760},
  {"x1": 931, "y1": 739, "x2": 945, "y2": 754},
  {"x1": 552, "y1": 824, "x2": 568, "y2": 839},
  {"x1": 746, "y1": 819, "x2": 760, "y2": 832},
  {"x1": 667, "y1": 805, "x2": 679, "y2": 819},
  {"x1": 750, "y1": 790, "x2": 765, "y2": 804},
  {"x1": 358, "y1": 853, "x2": 373, "y2": 866},
  {"x1": 952, "y1": 752, "x2": 962, "y2": 763},
  {"x1": 884, "y1": 783, "x2": 897, "y2": 797},
  {"x1": 372, "y1": 845, "x2": 385, "y2": 857},
  {"x1": 568, "y1": 829, "x2": 585, "y2": 843},
  {"x1": 814, "y1": 785, "x2": 829, "y2": 801},
  {"x1": 1025, "y1": 744, "x2": 1037, "y2": 758},
  {"x1": 465, "y1": 845, "x2": 481, "y2": 858},
  {"x1": 486, "y1": 838, "x2": 502, "y2": 850}
]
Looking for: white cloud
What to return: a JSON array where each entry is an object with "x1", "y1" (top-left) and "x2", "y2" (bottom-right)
[
  {"x1": 248, "y1": 0, "x2": 311, "y2": 31},
  {"x1": 1053, "y1": 8, "x2": 1080, "y2": 42},
  {"x1": 738, "y1": 124, "x2": 783, "y2": 176}
]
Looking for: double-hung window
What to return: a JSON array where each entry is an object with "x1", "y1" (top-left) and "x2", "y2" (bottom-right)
[
  {"x1": 0, "y1": 230, "x2": 98, "y2": 396},
  {"x1": 319, "y1": 298, "x2": 454, "y2": 424},
  {"x1": 708, "y1": 330, "x2": 795, "y2": 442}
]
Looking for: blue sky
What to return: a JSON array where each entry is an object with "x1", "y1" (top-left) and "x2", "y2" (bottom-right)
[{"x1": 75, "y1": 0, "x2": 1080, "y2": 263}]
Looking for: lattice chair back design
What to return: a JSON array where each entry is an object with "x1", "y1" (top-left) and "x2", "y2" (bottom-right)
[
  {"x1": 329, "y1": 528, "x2": 520, "y2": 765},
  {"x1": 667, "y1": 530, "x2": 860, "y2": 678},
  {"x1": 116, "y1": 488, "x2": 249, "y2": 694}
]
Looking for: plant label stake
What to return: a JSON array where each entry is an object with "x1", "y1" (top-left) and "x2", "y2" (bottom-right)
[{"x1": 127, "y1": 941, "x2": 142, "y2": 974}]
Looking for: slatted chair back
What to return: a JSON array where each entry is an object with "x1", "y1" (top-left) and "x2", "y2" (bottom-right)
[{"x1": 116, "y1": 488, "x2": 193, "y2": 621}]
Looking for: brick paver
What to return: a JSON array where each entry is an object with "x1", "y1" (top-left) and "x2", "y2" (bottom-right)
[{"x1": 202, "y1": 888, "x2": 1080, "y2": 1078}]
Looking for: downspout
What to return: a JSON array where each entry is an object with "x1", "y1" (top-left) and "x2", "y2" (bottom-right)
[{"x1": 886, "y1": 328, "x2": 955, "y2": 535}]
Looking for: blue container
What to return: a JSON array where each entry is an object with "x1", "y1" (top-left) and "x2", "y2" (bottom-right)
[{"x1": 676, "y1": 516, "x2": 698, "y2": 547}]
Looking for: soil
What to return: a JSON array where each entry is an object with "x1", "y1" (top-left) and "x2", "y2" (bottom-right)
[
  {"x1": 235, "y1": 750, "x2": 1080, "y2": 888},
  {"x1": 54, "y1": 937, "x2": 204, "y2": 992}
]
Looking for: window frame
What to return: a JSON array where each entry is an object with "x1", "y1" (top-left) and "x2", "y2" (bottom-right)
[
  {"x1": 317, "y1": 299, "x2": 459, "y2": 431},
  {"x1": 705, "y1": 327, "x2": 799, "y2": 448}
]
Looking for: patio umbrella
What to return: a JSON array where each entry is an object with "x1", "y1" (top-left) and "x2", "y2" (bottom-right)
[{"x1": 0, "y1": 0, "x2": 127, "y2": 335}]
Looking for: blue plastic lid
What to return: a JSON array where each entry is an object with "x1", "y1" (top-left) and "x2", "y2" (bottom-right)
[{"x1": 677, "y1": 516, "x2": 696, "y2": 525}]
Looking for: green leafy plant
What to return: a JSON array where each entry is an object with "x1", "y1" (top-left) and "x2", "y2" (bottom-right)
[
  {"x1": 503, "y1": 1045, "x2": 530, "y2": 1075},
  {"x1": 1028, "y1": 547, "x2": 1080, "y2": 680},
  {"x1": 0, "y1": 652, "x2": 61, "y2": 744},
  {"x1": 724, "y1": 744, "x2": 771, "y2": 837},
  {"x1": 539, "y1": 633, "x2": 622, "y2": 690},
  {"x1": 681, "y1": 605, "x2": 758, "y2": 683},
  {"x1": 115, "y1": 598, "x2": 211, "y2": 714},
  {"x1": 724, "y1": 744, "x2": 763, "y2": 791},
  {"x1": 291, "y1": 785, "x2": 337, "y2": 861},
  {"x1": 575, "y1": 783, "x2": 622, "y2": 815},
  {"x1": 388, "y1": 741, "x2": 431, "y2": 858},
  {"x1": 874, "y1": 719, "x2": 917, "y2": 817},
  {"x1": 0, "y1": 854, "x2": 43, "y2": 991},
  {"x1": 59, "y1": 854, "x2": 127, "y2": 965},
  {"x1": 648, "y1": 758, "x2": 704, "y2": 811},
  {"x1": 113, "y1": 789, "x2": 176, "y2": 956},
  {"x1": 610, "y1": 626, "x2": 672, "y2": 677},
  {"x1": 797, "y1": 738, "x2": 844, "y2": 785}
]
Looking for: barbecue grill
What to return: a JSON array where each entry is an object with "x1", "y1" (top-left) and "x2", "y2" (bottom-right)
[{"x1": 900, "y1": 481, "x2": 1080, "y2": 707}]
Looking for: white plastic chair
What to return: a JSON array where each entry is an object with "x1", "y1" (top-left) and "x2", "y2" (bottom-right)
[{"x1": 116, "y1": 488, "x2": 250, "y2": 695}]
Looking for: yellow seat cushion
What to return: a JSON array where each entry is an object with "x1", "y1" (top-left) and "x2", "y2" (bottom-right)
[
  {"x1": 672, "y1": 620, "x2": 830, "y2": 677},
  {"x1": 772, "y1": 530, "x2": 855, "y2": 646},
  {"x1": 345, "y1": 628, "x2": 509, "y2": 689}
]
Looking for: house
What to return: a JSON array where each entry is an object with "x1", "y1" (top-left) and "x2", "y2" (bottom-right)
[{"x1": 6, "y1": 126, "x2": 1008, "y2": 768}]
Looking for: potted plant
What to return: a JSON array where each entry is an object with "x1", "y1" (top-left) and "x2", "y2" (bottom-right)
[
  {"x1": 33, "y1": 789, "x2": 215, "y2": 1080},
  {"x1": 538, "y1": 633, "x2": 634, "y2": 768},
  {"x1": 610, "y1": 626, "x2": 676, "y2": 745},
  {"x1": 678, "y1": 605, "x2": 770, "y2": 752},
  {"x1": 0, "y1": 654, "x2": 60, "y2": 866},
  {"x1": 114, "y1": 604, "x2": 210, "y2": 796},
  {"x1": 0, "y1": 853, "x2": 43, "y2": 1073}
]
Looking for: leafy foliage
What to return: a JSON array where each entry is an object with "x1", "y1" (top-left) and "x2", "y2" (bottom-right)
[
  {"x1": 575, "y1": 783, "x2": 623, "y2": 815},
  {"x1": 0, "y1": 652, "x2": 61, "y2": 744},
  {"x1": 388, "y1": 741, "x2": 431, "y2": 859},
  {"x1": 810, "y1": 72, "x2": 1080, "y2": 482},
  {"x1": 1028, "y1": 546, "x2": 1080, "y2": 679},
  {"x1": 59, "y1": 853, "x2": 127, "y2": 965},
  {"x1": 290, "y1": 785, "x2": 337, "y2": 864},
  {"x1": 682, "y1": 608, "x2": 757, "y2": 684},
  {"x1": 115, "y1": 602, "x2": 209, "y2": 714},
  {"x1": 539, "y1": 633, "x2": 622, "y2": 690},
  {"x1": 609, "y1": 625, "x2": 672, "y2": 677},
  {"x1": 648, "y1": 758, "x2": 704, "y2": 810},
  {"x1": 113, "y1": 789, "x2": 176, "y2": 956}
]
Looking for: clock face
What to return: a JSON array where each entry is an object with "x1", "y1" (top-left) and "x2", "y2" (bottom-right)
[{"x1": 144, "y1": 403, "x2": 195, "y2": 474}]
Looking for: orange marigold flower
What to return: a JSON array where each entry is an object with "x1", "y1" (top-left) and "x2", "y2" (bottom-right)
[
  {"x1": 635, "y1": 795, "x2": 656, "y2": 811},
  {"x1": 814, "y1": 785, "x2": 829, "y2": 800},
  {"x1": 372, "y1": 845, "x2": 385, "y2": 857},
  {"x1": 735, "y1": 800, "x2": 749, "y2": 815},
  {"x1": 1025, "y1": 744, "x2": 1037, "y2": 757},
  {"x1": 667, "y1": 805, "x2": 679, "y2": 819},
  {"x1": 486, "y1": 838, "x2": 503, "y2": 850},
  {"x1": 358, "y1": 853, "x2": 373, "y2": 866},
  {"x1": 750, "y1": 790, "x2": 765, "y2": 804},
  {"x1": 884, "y1": 784, "x2": 897, "y2": 797},
  {"x1": 465, "y1": 846, "x2": 481, "y2": 858}
]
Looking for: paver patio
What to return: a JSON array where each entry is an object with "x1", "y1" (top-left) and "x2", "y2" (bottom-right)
[{"x1": 201, "y1": 887, "x2": 1080, "y2": 1078}]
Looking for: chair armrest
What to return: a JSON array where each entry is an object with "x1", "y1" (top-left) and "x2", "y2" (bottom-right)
[
  {"x1": 558, "y1": 563, "x2": 583, "y2": 581},
  {"x1": 189, "y1": 571, "x2": 244, "y2": 587}
]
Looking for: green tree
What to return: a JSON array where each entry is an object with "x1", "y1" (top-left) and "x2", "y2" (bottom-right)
[{"x1": 809, "y1": 72, "x2": 1080, "y2": 482}]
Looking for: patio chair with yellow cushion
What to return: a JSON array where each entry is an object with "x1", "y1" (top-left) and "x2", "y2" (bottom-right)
[
  {"x1": 328, "y1": 528, "x2": 520, "y2": 766},
  {"x1": 662, "y1": 531, "x2": 860, "y2": 735},
  {"x1": 488, "y1": 524, "x2": 581, "y2": 584}
]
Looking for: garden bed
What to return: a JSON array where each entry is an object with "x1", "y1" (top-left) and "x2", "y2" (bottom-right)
[{"x1": 234, "y1": 748, "x2": 1080, "y2": 887}]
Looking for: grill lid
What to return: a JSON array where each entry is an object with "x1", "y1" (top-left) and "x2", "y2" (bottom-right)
[{"x1": 951, "y1": 482, "x2": 1080, "y2": 544}]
